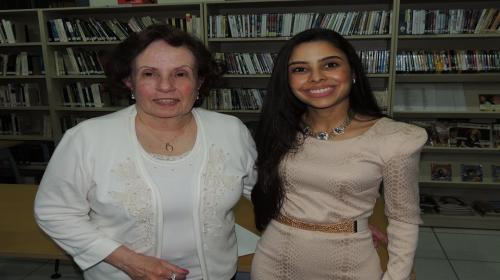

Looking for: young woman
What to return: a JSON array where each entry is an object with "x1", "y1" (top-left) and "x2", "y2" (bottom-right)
[{"x1": 251, "y1": 28, "x2": 426, "y2": 279}]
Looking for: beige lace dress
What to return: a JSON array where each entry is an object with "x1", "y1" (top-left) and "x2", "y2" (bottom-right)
[{"x1": 251, "y1": 118, "x2": 427, "y2": 280}]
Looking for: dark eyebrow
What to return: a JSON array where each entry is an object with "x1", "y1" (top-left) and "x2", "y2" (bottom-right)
[{"x1": 288, "y1": 55, "x2": 344, "y2": 67}]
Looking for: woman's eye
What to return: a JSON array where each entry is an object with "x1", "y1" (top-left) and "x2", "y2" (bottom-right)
[
  {"x1": 290, "y1": 67, "x2": 306, "y2": 73},
  {"x1": 325, "y1": 62, "x2": 338, "y2": 68},
  {"x1": 141, "y1": 71, "x2": 154, "y2": 77},
  {"x1": 175, "y1": 71, "x2": 187, "y2": 77}
]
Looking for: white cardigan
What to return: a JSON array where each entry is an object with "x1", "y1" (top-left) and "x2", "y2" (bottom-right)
[{"x1": 34, "y1": 106, "x2": 257, "y2": 280}]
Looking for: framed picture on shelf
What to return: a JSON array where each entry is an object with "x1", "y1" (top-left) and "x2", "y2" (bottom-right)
[
  {"x1": 494, "y1": 124, "x2": 500, "y2": 148},
  {"x1": 449, "y1": 123, "x2": 492, "y2": 148},
  {"x1": 431, "y1": 163, "x2": 452, "y2": 181},
  {"x1": 492, "y1": 165, "x2": 500, "y2": 183},
  {"x1": 479, "y1": 94, "x2": 500, "y2": 112},
  {"x1": 460, "y1": 164, "x2": 483, "y2": 182}
]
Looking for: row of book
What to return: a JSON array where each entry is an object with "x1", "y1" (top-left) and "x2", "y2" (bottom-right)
[
  {"x1": 430, "y1": 163, "x2": 499, "y2": 182},
  {"x1": 357, "y1": 50, "x2": 389, "y2": 74},
  {"x1": 0, "y1": 113, "x2": 51, "y2": 137},
  {"x1": 0, "y1": 19, "x2": 29, "y2": 44},
  {"x1": 208, "y1": 10, "x2": 392, "y2": 38},
  {"x1": 54, "y1": 48, "x2": 104, "y2": 76},
  {"x1": 399, "y1": 8, "x2": 500, "y2": 35},
  {"x1": 420, "y1": 194, "x2": 500, "y2": 217},
  {"x1": 0, "y1": 53, "x2": 44, "y2": 76},
  {"x1": 5, "y1": 141, "x2": 53, "y2": 166},
  {"x1": 47, "y1": 14, "x2": 202, "y2": 42},
  {"x1": 411, "y1": 120, "x2": 500, "y2": 148},
  {"x1": 215, "y1": 50, "x2": 391, "y2": 75},
  {"x1": 396, "y1": 50, "x2": 500, "y2": 73},
  {"x1": 0, "y1": 83, "x2": 42, "y2": 107},
  {"x1": 60, "y1": 115, "x2": 89, "y2": 132},
  {"x1": 61, "y1": 82, "x2": 106, "y2": 108},
  {"x1": 215, "y1": 52, "x2": 276, "y2": 75},
  {"x1": 205, "y1": 88, "x2": 266, "y2": 111}
]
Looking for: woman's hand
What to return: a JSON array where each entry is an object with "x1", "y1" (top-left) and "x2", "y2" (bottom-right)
[
  {"x1": 369, "y1": 224, "x2": 388, "y2": 249},
  {"x1": 105, "y1": 245, "x2": 189, "y2": 280}
]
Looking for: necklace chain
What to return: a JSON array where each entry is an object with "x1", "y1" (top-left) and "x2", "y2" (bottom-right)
[
  {"x1": 303, "y1": 111, "x2": 354, "y2": 141},
  {"x1": 137, "y1": 115, "x2": 192, "y2": 153}
]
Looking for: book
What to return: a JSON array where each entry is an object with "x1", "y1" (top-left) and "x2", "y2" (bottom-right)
[
  {"x1": 420, "y1": 193, "x2": 439, "y2": 214},
  {"x1": 473, "y1": 200, "x2": 500, "y2": 217},
  {"x1": 460, "y1": 164, "x2": 483, "y2": 182},
  {"x1": 437, "y1": 196, "x2": 474, "y2": 215},
  {"x1": 431, "y1": 163, "x2": 452, "y2": 181},
  {"x1": 478, "y1": 94, "x2": 500, "y2": 111}
]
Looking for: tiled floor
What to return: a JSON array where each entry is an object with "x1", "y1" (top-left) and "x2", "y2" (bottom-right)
[
  {"x1": 415, "y1": 227, "x2": 500, "y2": 280},
  {"x1": 1, "y1": 227, "x2": 499, "y2": 279}
]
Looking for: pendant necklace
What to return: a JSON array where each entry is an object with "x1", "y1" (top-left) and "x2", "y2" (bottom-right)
[
  {"x1": 138, "y1": 116, "x2": 192, "y2": 153},
  {"x1": 303, "y1": 110, "x2": 354, "y2": 141}
]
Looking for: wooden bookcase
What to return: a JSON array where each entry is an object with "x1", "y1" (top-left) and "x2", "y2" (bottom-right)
[{"x1": 0, "y1": 0, "x2": 499, "y2": 229}]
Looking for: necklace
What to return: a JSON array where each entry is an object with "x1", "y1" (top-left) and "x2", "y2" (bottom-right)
[
  {"x1": 303, "y1": 111, "x2": 354, "y2": 141},
  {"x1": 137, "y1": 115, "x2": 192, "y2": 153}
]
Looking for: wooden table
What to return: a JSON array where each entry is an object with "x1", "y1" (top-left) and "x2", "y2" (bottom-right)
[
  {"x1": 0, "y1": 184, "x2": 257, "y2": 272},
  {"x1": 0, "y1": 184, "x2": 68, "y2": 260}
]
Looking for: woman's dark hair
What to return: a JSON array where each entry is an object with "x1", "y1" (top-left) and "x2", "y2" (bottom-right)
[
  {"x1": 104, "y1": 24, "x2": 223, "y2": 106},
  {"x1": 251, "y1": 28, "x2": 384, "y2": 231}
]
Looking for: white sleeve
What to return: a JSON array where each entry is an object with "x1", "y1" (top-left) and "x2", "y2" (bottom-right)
[
  {"x1": 34, "y1": 128, "x2": 121, "y2": 270},
  {"x1": 240, "y1": 123, "x2": 257, "y2": 201}
]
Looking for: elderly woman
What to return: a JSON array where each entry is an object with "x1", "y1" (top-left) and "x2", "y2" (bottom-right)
[{"x1": 34, "y1": 24, "x2": 257, "y2": 280}]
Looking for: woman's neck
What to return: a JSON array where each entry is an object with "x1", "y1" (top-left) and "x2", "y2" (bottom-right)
[
  {"x1": 136, "y1": 110, "x2": 194, "y2": 133},
  {"x1": 304, "y1": 106, "x2": 351, "y2": 132}
]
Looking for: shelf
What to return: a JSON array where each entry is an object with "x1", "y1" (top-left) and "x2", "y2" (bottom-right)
[
  {"x1": 0, "y1": 42, "x2": 43, "y2": 47},
  {"x1": 422, "y1": 214, "x2": 500, "y2": 230},
  {"x1": 52, "y1": 75, "x2": 106, "y2": 79},
  {"x1": 419, "y1": 180, "x2": 500, "y2": 190},
  {"x1": 393, "y1": 111, "x2": 500, "y2": 119},
  {"x1": 17, "y1": 164, "x2": 47, "y2": 171},
  {"x1": 0, "y1": 106, "x2": 50, "y2": 111},
  {"x1": 47, "y1": 41, "x2": 120, "y2": 46},
  {"x1": 396, "y1": 73, "x2": 500, "y2": 83},
  {"x1": 223, "y1": 73, "x2": 390, "y2": 79},
  {"x1": 0, "y1": 135, "x2": 53, "y2": 141},
  {"x1": 399, "y1": 33, "x2": 500, "y2": 39},
  {"x1": 0, "y1": 75, "x2": 45, "y2": 79},
  {"x1": 223, "y1": 74, "x2": 271, "y2": 78},
  {"x1": 423, "y1": 147, "x2": 500, "y2": 154},
  {"x1": 208, "y1": 34, "x2": 392, "y2": 42},
  {"x1": 55, "y1": 106, "x2": 124, "y2": 112}
]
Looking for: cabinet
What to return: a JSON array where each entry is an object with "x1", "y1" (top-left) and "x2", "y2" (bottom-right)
[{"x1": 0, "y1": 0, "x2": 498, "y2": 229}]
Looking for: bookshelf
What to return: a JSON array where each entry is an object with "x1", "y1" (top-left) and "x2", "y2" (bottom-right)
[
  {"x1": 0, "y1": 0, "x2": 499, "y2": 229},
  {"x1": 204, "y1": 0, "x2": 395, "y2": 119},
  {"x1": 394, "y1": 0, "x2": 500, "y2": 229}
]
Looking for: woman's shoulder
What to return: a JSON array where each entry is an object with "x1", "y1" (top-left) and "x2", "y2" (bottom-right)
[
  {"x1": 66, "y1": 106, "x2": 133, "y2": 134},
  {"x1": 372, "y1": 117, "x2": 427, "y2": 139},
  {"x1": 194, "y1": 107, "x2": 245, "y2": 127},
  {"x1": 370, "y1": 117, "x2": 427, "y2": 156}
]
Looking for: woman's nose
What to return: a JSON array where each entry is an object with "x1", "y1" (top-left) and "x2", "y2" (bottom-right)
[
  {"x1": 157, "y1": 75, "x2": 175, "y2": 91},
  {"x1": 309, "y1": 68, "x2": 325, "y2": 82}
]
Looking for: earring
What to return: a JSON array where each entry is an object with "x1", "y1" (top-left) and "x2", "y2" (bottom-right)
[
  {"x1": 352, "y1": 77, "x2": 356, "y2": 84},
  {"x1": 130, "y1": 89, "x2": 135, "y2": 100}
]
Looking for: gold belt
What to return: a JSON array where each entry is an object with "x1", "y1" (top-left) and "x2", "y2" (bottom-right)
[{"x1": 275, "y1": 214, "x2": 358, "y2": 233}]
